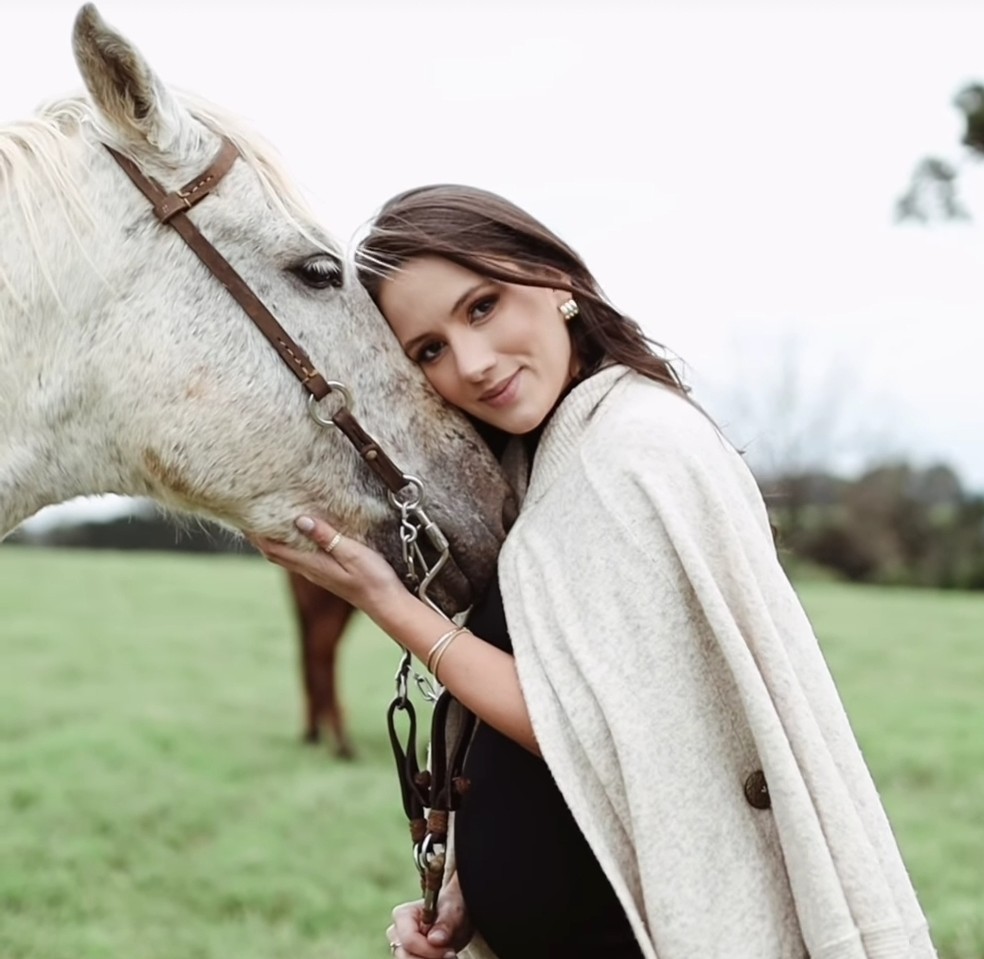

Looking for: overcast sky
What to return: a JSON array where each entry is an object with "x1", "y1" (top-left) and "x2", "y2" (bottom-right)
[{"x1": 5, "y1": 0, "x2": 984, "y2": 530}]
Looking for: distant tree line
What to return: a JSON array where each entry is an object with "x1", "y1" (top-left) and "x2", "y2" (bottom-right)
[
  {"x1": 8, "y1": 505, "x2": 251, "y2": 556},
  {"x1": 765, "y1": 461, "x2": 984, "y2": 590},
  {"x1": 9, "y1": 459, "x2": 984, "y2": 591}
]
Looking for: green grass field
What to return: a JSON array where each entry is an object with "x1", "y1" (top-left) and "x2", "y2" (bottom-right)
[{"x1": 1, "y1": 547, "x2": 982, "y2": 959}]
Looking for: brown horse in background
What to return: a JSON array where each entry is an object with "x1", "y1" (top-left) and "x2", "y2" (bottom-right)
[{"x1": 286, "y1": 572, "x2": 357, "y2": 757}]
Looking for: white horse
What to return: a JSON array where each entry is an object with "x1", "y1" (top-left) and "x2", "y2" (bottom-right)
[{"x1": 0, "y1": 4, "x2": 512, "y2": 611}]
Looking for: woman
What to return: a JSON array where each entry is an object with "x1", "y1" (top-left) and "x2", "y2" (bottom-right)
[{"x1": 253, "y1": 186, "x2": 936, "y2": 959}]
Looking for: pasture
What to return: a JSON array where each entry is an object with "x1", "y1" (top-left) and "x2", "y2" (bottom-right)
[{"x1": 1, "y1": 546, "x2": 982, "y2": 959}]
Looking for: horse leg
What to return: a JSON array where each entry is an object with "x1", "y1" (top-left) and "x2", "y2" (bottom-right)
[
  {"x1": 286, "y1": 571, "x2": 356, "y2": 756},
  {"x1": 288, "y1": 572, "x2": 324, "y2": 743},
  {"x1": 310, "y1": 596, "x2": 357, "y2": 759}
]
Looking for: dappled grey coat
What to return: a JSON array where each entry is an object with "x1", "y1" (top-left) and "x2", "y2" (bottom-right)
[{"x1": 453, "y1": 365, "x2": 935, "y2": 959}]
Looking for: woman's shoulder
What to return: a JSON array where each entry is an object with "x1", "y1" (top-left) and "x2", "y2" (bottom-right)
[
  {"x1": 589, "y1": 370, "x2": 733, "y2": 461},
  {"x1": 578, "y1": 372, "x2": 770, "y2": 533},
  {"x1": 524, "y1": 366, "x2": 754, "y2": 515}
]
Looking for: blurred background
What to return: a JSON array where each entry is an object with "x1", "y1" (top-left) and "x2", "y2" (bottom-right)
[{"x1": 2, "y1": 2, "x2": 983, "y2": 958}]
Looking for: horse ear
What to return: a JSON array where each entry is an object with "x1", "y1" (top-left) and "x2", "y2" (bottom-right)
[{"x1": 72, "y1": 3, "x2": 199, "y2": 155}]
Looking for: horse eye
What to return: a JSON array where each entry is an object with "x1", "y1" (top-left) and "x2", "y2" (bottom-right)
[{"x1": 291, "y1": 254, "x2": 344, "y2": 290}]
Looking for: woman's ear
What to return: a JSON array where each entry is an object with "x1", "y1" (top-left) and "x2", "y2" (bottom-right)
[
  {"x1": 543, "y1": 267, "x2": 573, "y2": 302},
  {"x1": 551, "y1": 285, "x2": 571, "y2": 305},
  {"x1": 526, "y1": 262, "x2": 571, "y2": 289}
]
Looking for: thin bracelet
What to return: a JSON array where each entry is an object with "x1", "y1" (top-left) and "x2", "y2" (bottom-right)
[
  {"x1": 426, "y1": 626, "x2": 466, "y2": 674},
  {"x1": 425, "y1": 626, "x2": 466, "y2": 674},
  {"x1": 431, "y1": 628, "x2": 469, "y2": 685}
]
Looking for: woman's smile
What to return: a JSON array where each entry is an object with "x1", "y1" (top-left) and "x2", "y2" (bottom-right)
[{"x1": 480, "y1": 370, "x2": 522, "y2": 407}]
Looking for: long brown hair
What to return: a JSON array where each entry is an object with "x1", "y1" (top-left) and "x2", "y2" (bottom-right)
[{"x1": 355, "y1": 184, "x2": 689, "y2": 396}]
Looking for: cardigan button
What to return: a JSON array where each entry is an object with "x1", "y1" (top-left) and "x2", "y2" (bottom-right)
[{"x1": 744, "y1": 769, "x2": 771, "y2": 809}]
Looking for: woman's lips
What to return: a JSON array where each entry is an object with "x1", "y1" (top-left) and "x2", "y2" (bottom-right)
[{"x1": 481, "y1": 370, "x2": 520, "y2": 408}]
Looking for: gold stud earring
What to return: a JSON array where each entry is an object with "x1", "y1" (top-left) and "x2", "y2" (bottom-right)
[{"x1": 558, "y1": 298, "x2": 579, "y2": 321}]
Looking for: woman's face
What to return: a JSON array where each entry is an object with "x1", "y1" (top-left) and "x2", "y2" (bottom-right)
[{"x1": 379, "y1": 256, "x2": 577, "y2": 435}]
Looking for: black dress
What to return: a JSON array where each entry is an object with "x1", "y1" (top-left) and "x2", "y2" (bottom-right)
[{"x1": 453, "y1": 572, "x2": 643, "y2": 959}]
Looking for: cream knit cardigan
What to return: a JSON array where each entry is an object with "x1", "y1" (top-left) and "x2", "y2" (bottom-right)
[{"x1": 452, "y1": 365, "x2": 935, "y2": 959}]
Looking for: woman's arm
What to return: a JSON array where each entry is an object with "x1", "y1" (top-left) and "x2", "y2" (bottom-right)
[{"x1": 252, "y1": 516, "x2": 539, "y2": 756}]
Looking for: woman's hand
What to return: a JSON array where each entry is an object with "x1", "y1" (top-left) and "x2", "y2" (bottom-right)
[
  {"x1": 386, "y1": 873, "x2": 473, "y2": 958},
  {"x1": 256, "y1": 518, "x2": 540, "y2": 756},
  {"x1": 251, "y1": 515, "x2": 405, "y2": 616}
]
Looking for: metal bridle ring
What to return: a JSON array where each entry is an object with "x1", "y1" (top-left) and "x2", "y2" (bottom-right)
[
  {"x1": 388, "y1": 475, "x2": 423, "y2": 511},
  {"x1": 307, "y1": 382, "x2": 354, "y2": 429}
]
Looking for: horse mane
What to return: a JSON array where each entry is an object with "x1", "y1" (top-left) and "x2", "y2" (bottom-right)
[
  {"x1": 163, "y1": 89, "x2": 333, "y2": 252},
  {"x1": 0, "y1": 97, "x2": 93, "y2": 215},
  {"x1": 0, "y1": 91, "x2": 333, "y2": 313}
]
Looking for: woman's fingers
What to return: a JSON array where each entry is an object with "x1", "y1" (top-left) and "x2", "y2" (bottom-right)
[
  {"x1": 389, "y1": 903, "x2": 458, "y2": 959},
  {"x1": 250, "y1": 516, "x2": 348, "y2": 571},
  {"x1": 248, "y1": 515, "x2": 407, "y2": 618},
  {"x1": 247, "y1": 517, "x2": 343, "y2": 556},
  {"x1": 294, "y1": 515, "x2": 344, "y2": 555}
]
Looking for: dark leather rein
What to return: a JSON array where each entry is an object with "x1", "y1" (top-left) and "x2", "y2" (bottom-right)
[{"x1": 106, "y1": 136, "x2": 469, "y2": 923}]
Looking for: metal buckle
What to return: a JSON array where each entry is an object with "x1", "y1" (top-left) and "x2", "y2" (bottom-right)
[{"x1": 307, "y1": 382, "x2": 354, "y2": 428}]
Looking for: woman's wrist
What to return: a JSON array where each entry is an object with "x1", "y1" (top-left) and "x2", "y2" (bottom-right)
[
  {"x1": 370, "y1": 589, "x2": 540, "y2": 755},
  {"x1": 369, "y1": 584, "x2": 446, "y2": 648},
  {"x1": 363, "y1": 578, "x2": 413, "y2": 622}
]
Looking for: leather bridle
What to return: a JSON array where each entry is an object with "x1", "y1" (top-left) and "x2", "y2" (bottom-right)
[
  {"x1": 105, "y1": 136, "x2": 453, "y2": 610},
  {"x1": 106, "y1": 136, "x2": 471, "y2": 922}
]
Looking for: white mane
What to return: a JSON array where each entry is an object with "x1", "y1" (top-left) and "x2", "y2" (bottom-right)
[
  {"x1": 0, "y1": 99, "x2": 95, "y2": 311},
  {"x1": 161, "y1": 89, "x2": 333, "y2": 250}
]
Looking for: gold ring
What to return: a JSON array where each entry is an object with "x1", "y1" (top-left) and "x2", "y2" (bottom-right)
[{"x1": 324, "y1": 531, "x2": 343, "y2": 555}]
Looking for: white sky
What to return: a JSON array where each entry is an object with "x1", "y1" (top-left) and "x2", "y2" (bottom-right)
[{"x1": 5, "y1": 0, "x2": 984, "y2": 532}]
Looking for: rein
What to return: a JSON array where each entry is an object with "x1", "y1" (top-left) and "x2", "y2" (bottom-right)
[
  {"x1": 388, "y1": 660, "x2": 476, "y2": 923},
  {"x1": 105, "y1": 137, "x2": 470, "y2": 924}
]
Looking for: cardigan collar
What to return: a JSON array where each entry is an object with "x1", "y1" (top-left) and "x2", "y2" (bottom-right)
[{"x1": 504, "y1": 364, "x2": 631, "y2": 509}]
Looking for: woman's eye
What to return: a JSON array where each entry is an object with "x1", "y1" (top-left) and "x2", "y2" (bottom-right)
[
  {"x1": 469, "y1": 295, "x2": 497, "y2": 322},
  {"x1": 416, "y1": 341, "x2": 446, "y2": 365},
  {"x1": 290, "y1": 254, "x2": 344, "y2": 290}
]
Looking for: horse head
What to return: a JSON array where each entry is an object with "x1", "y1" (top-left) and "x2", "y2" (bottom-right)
[{"x1": 0, "y1": 4, "x2": 514, "y2": 614}]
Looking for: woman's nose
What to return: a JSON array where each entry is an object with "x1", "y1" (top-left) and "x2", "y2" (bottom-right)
[{"x1": 453, "y1": 333, "x2": 496, "y2": 382}]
